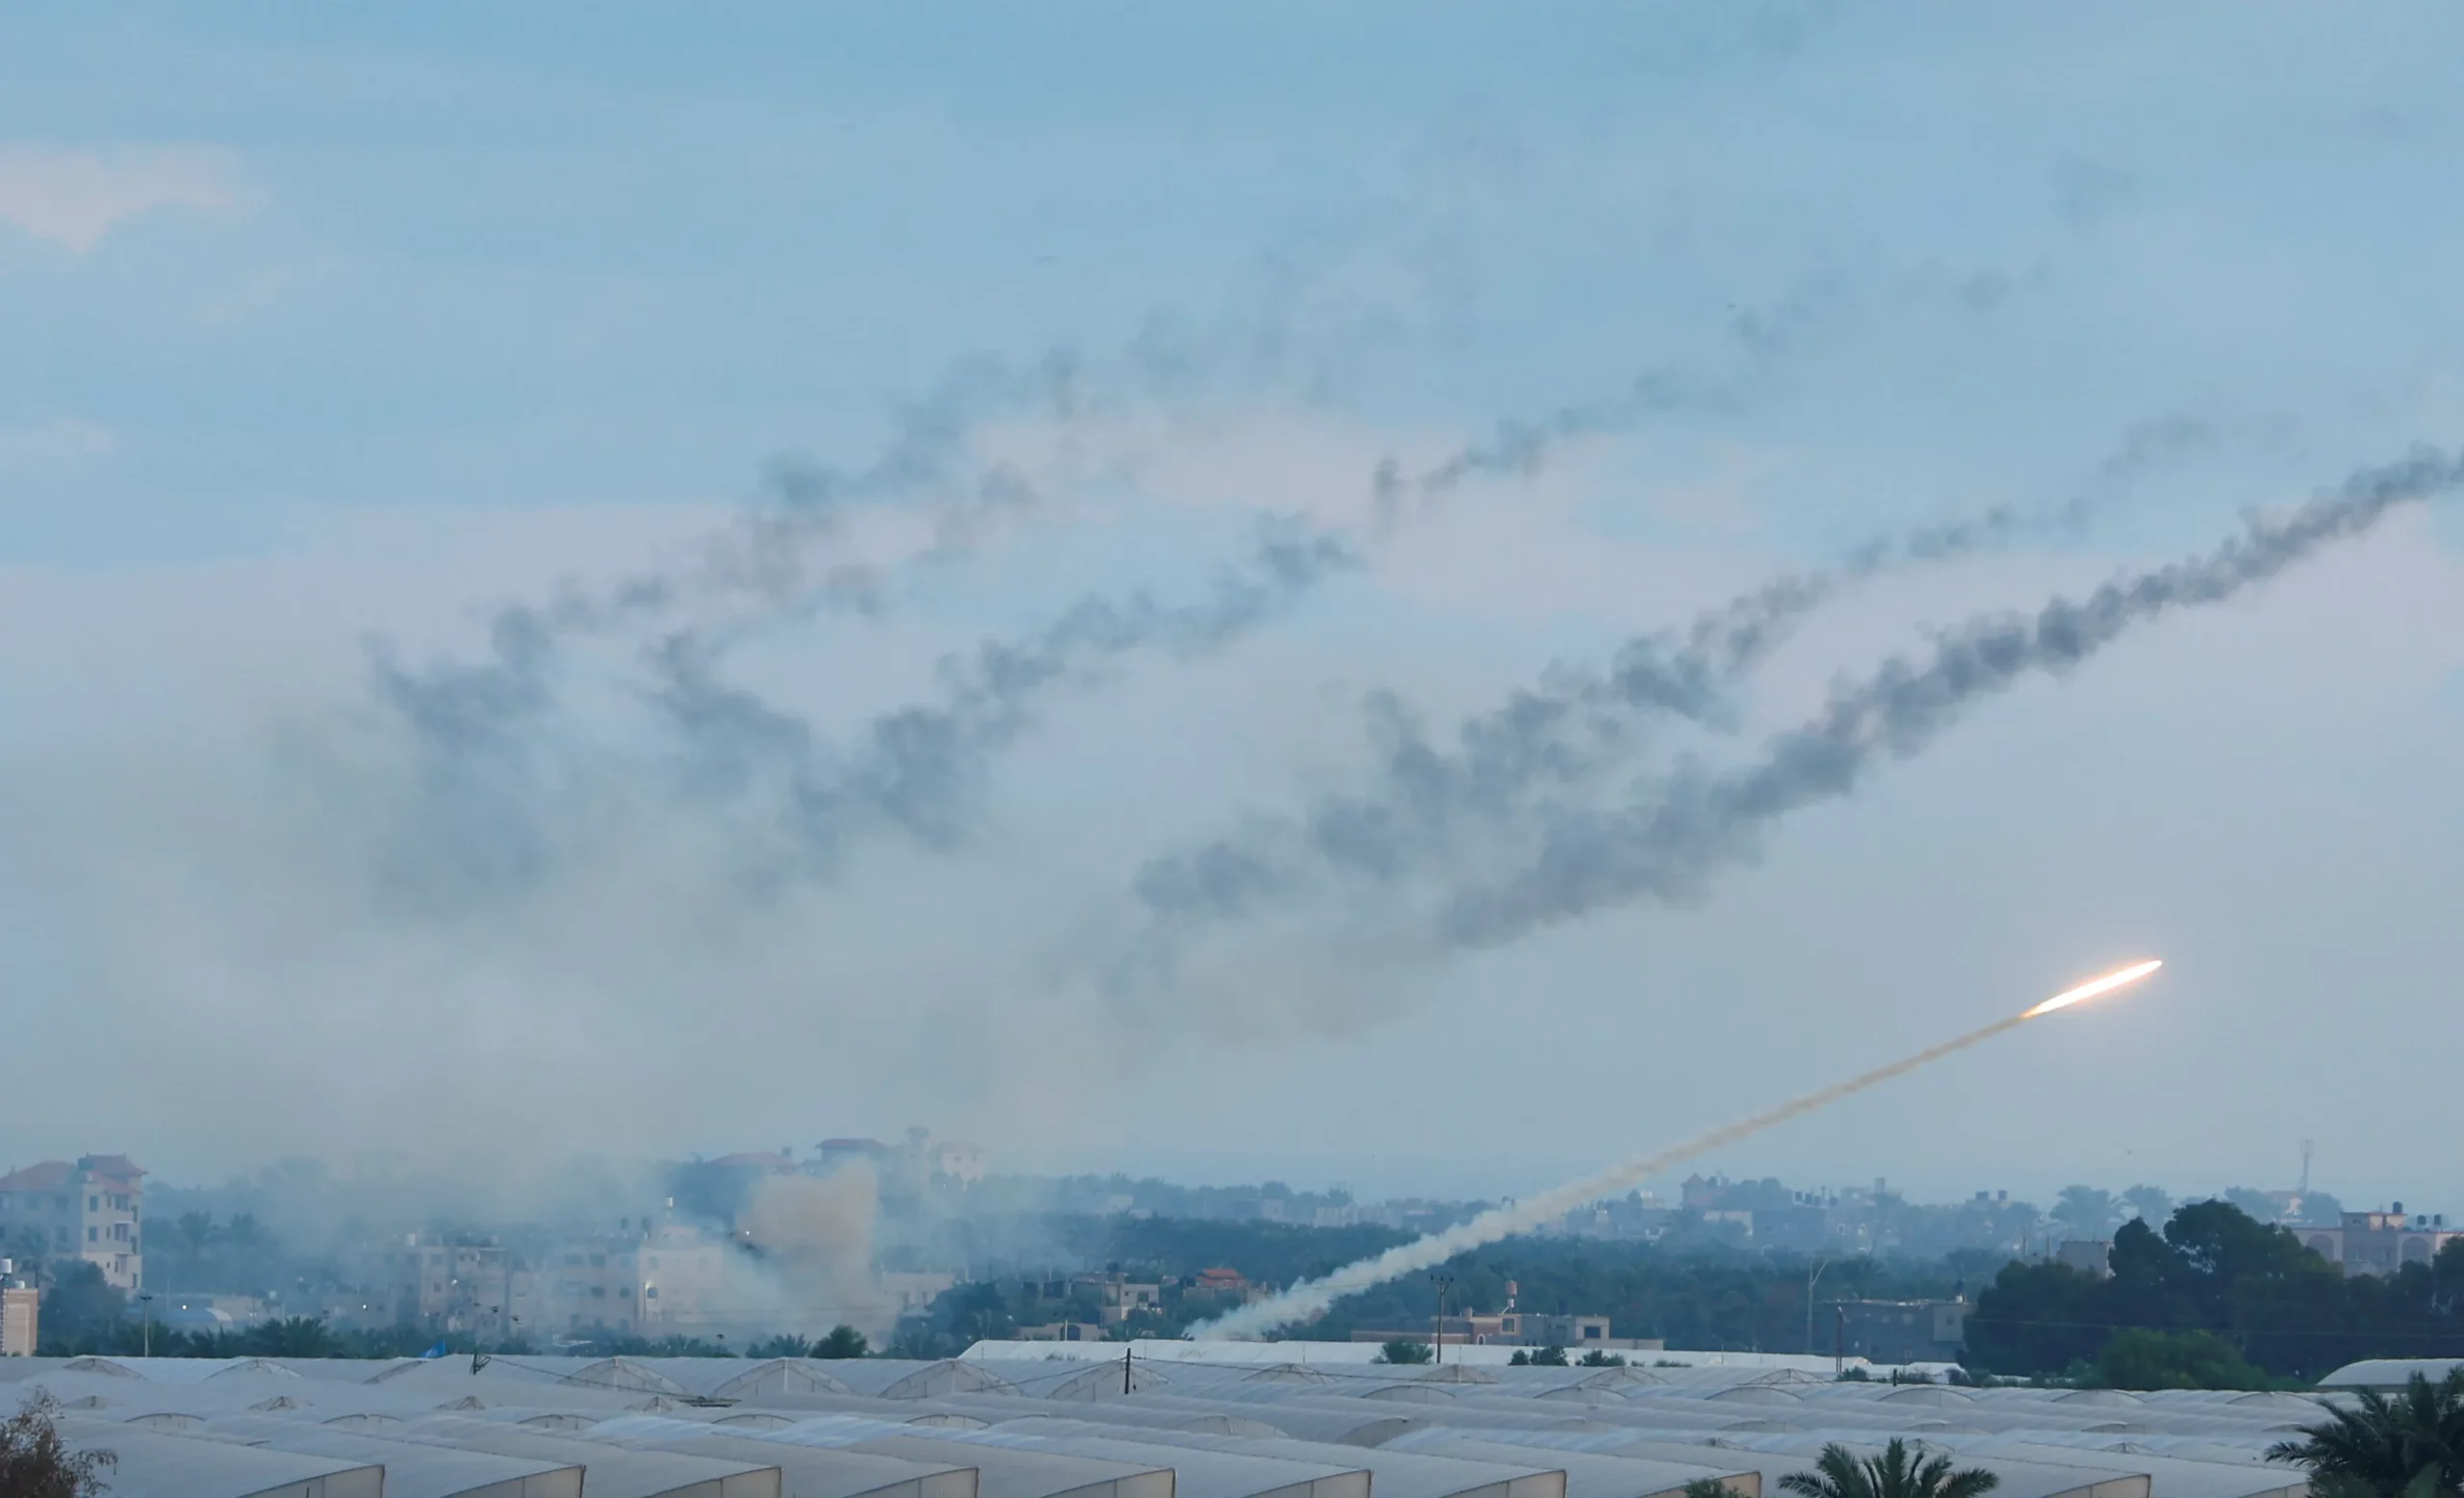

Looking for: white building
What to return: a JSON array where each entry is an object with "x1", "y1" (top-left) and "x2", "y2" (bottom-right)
[{"x1": 2296, "y1": 1205, "x2": 2463, "y2": 1277}]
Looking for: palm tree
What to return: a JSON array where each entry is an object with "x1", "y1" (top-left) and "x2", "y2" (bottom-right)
[
  {"x1": 2053, "y1": 1186, "x2": 2118, "y2": 1238},
  {"x1": 1781, "y1": 1440, "x2": 2001, "y2": 1498},
  {"x1": 2267, "y1": 1369, "x2": 2464, "y2": 1498}
]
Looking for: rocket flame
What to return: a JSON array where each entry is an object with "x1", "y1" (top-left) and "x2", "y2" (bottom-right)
[{"x1": 2021, "y1": 959, "x2": 2163, "y2": 1019}]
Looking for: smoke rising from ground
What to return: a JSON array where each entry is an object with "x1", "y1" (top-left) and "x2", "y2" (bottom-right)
[{"x1": 735, "y1": 1168, "x2": 883, "y2": 1330}]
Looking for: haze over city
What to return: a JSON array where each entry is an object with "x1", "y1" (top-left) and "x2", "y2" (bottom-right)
[
  {"x1": 17, "y1": 20, "x2": 2464, "y2": 1498},
  {"x1": 6, "y1": 5, "x2": 2464, "y2": 1224}
]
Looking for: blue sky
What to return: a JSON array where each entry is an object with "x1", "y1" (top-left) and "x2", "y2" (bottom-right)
[{"x1": 4, "y1": 4, "x2": 2462, "y2": 1208}]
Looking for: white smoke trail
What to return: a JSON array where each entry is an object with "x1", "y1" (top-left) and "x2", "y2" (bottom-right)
[{"x1": 1195, "y1": 970, "x2": 2152, "y2": 1339}]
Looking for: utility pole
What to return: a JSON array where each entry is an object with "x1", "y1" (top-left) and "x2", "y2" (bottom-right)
[
  {"x1": 1123, "y1": 1344, "x2": 1134, "y2": 1395},
  {"x1": 138, "y1": 1293, "x2": 153, "y2": 1357},
  {"x1": 1804, "y1": 1259, "x2": 1830, "y2": 1356},
  {"x1": 1428, "y1": 1273, "x2": 1453, "y2": 1368},
  {"x1": 1834, "y1": 1305, "x2": 1845, "y2": 1378}
]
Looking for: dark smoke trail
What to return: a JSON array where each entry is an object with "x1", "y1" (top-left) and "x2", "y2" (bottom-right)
[
  {"x1": 1130, "y1": 504, "x2": 2034, "y2": 922},
  {"x1": 367, "y1": 271, "x2": 1420, "y2": 784},
  {"x1": 646, "y1": 519, "x2": 1360, "y2": 877},
  {"x1": 1370, "y1": 274, "x2": 1843, "y2": 521},
  {"x1": 1440, "y1": 445, "x2": 2462, "y2": 946}
]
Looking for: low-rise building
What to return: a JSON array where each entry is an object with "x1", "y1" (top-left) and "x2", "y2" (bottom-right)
[
  {"x1": 1072, "y1": 1270, "x2": 1163, "y2": 1327},
  {"x1": 1823, "y1": 1298, "x2": 1968, "y2": 1364},
  {"x1": 1015, "y1": 1321, "x2": 1107, "y2": 1342},
  {"x1": 2, "y1": 1260, "x2": 36, "y2": 1356},
  {"x1": 1350, "y1": 1312, "x2": 1659, "y2": 1351},
  {"x1": 0, "y1": 1154, "x2": 146, "y2": 1290}
]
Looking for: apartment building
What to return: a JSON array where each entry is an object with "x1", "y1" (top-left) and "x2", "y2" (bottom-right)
[{"x1": 0, "y1": 1154, "x2": 146, "y2": 1290}]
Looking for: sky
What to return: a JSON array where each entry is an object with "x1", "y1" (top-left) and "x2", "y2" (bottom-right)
[{"x1": 4, "y1": 3, "x2": 2463, "y2": 1212}]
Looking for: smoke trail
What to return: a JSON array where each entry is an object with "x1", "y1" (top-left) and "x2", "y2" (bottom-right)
[
  {"x1": 1441, "y1": 444, "x2": 2463, "y2": 945},
  {"x1": 1130, "y1": 505, "x2": 2032, "y2": 924},
  {"x1": 1198, "y1": 1000, "x2": 2056, "y2": 1340},
  {"x1": 368, "y1": 269, "x2": 1422, "y2": 788},
  {"x1": 645, "y1": 519, "x2": 1360, "y2": 877},
  {"x1": 1370, "y1": 274, "x2": 1843, "y2": 521}
]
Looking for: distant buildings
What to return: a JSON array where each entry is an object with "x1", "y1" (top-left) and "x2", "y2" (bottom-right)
[
  {"x1": 1348, "y1": 1311, "x2": 1660, "y2": 1352},
  {"x1": 2297, "y1": 1205, "x2": 2464, "y2": 1277},
  {"x1": 0, "y1": 1153, "x2": 147, "y2": 1290},
  {"x1": 814, "y1": 1128, "x2": 987, "y2": 1194}
]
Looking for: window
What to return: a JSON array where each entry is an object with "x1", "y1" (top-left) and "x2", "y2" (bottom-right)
[
  {"x1": 589, "y1": 1254, "x2": 604, "y2": 1268},
  {"x1": 591, "y1": 1286, "x2": 605, "y2": 1299},
  {"x1": 646, "y1": 1286, "x2": 659, "y2": 1300},
  {"x1": 88, "y1": 1227, "x2": 98, "y2": 1242},
  {"x1": 88, "y1": 1197, "x2": 98, "y2": 1211}
]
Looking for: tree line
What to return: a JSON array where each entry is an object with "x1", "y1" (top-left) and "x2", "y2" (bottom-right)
[{"x1": 1969, "y1": 1200, "x2": 2464, "y2": 1383}]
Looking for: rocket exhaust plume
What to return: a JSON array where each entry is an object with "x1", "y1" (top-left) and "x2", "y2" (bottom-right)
[{"x1": 1195, "y1": 959, "x2": 2163, "y2": 1341}]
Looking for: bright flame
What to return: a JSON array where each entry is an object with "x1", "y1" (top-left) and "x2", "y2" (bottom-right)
[{"x1": 2021, "y1": 959, "x2": 2163, "y2": 1019}]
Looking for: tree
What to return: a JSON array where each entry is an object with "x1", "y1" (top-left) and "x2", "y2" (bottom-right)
[
  {"x1": 1528, "y1": 1344, "x2": 1569, "y2": 1366},
  {"x1": 1376, "y1": 1339, "x2": 1432, "y2": 1365},
  {"x1": 0, "y1": 1390, "x2": 116, "y2": 1497},
  {"x1": 1683, "y1": 1483, "x2": 1734, "y2": 1498},
  {"x1": 245, "y1": 1316, "x2": 342, "y2": 1357},
  {"x1": 1579, "y1": 1349, "x2": 1627, "y2": 1367},
  {"x1": 38, "y1": 1262, "x2": 125, "y2": 1350},
  {"x1": 2268, "y1": 1369, "x2": 2464, "y2": 1498},
  {"x1": 1781, "y1": 1439, "x2": 2000, "y2": 1498},
  {"x1": 2053, "y1": 1187, "x2": 2117, "y2": 1238},
  {"x1": 750, "y1": 1334, "x2": 814, "y2": 1358},
  {"x1": 2122, "y1": 1185, "x2": 2171, "y2": 1225},
  {"x1": 816, "y1": 1325, "x2": 869, "y2": 1359},
  {"x1": 174, "y1": 1212, "x2": 219, "y2": 1257},
  {"x1": 2094, "y1": 1330, "x2": 2269, "y2": 1391}
]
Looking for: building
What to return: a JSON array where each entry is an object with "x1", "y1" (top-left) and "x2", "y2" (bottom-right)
[
  {"x1": 2056, "y1": 1239, "x2": 2112, "y2": 1277},
  {"x1": 529, "y1": 1219, "x2": 730, "y2": 1339},
  {"x1": 815, "y1": 1129, "x2": 987, "y2": 1193},
  {"x1": 2, "y1": 1259, "x2": 36, "y2": 1356},
  {"x1": 1014, "y1": 1321, "x2": 1108, "y2": 1342},
  {"x1": 360, "y1": 1231, "x2": 513, "y2": 1337},
  {"x1": 1184, "y1": 1267, "x2": 1271, "y2": 1307},
  {"x1": 1072, "y1": 1271, "x2": 1164, "y2": 1328},
  {"x1": 2296, "y1": 1205, "x2": 2464, "y2": 1278},
  {"x1": 0, "y1": 1154, "x2": 146, "y2": 1290},
  {"x1": 1823, "y1": 1298, "x2": 1968, "y2": 1364},
  {"x1": 1350, "y1": 1312, "x2": 1659, "y2": 1352}
]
